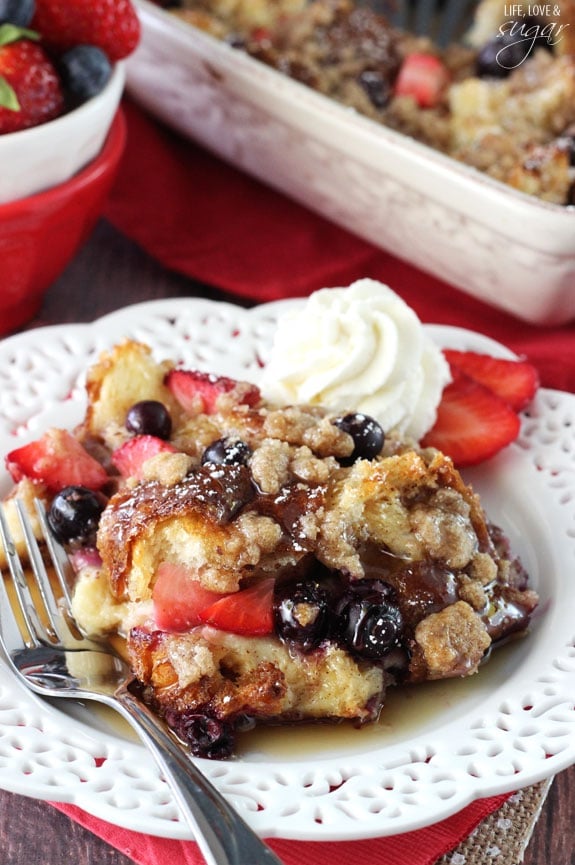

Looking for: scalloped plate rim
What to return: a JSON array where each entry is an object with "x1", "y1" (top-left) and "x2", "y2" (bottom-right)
[{"x1": 0, "y1": 297, "x2": 572, "y2": 842}]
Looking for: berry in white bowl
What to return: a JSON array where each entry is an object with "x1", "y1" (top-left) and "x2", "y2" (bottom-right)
[
  {"x1": 0, "y1": 60, "x2": 125, "y2": 203},
  {"x1": 0, "y1": 0, "x2": 139, "y2": 203}
]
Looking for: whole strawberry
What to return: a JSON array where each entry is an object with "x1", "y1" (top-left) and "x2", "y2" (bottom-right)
[
  {"x1": 32, "y1": 0, "x2": 140, "y2": 61},
  {"x1": 0, "y1": 24, "x2": 63, "y2": 133}
]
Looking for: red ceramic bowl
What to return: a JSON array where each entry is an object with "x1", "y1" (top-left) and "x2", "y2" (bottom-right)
[{"x1": 0, "y1": 109, "x2": 126, "y2": 336}]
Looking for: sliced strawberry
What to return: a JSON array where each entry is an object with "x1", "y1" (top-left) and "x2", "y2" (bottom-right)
[
  {"x1": 165, "y1": 369, "x2": 261, "y2": 416},
  {"x1": 70, "y1": 546, "x2": 103, "y2": 573},
  {"x1": 394, "y1": 52, "x2": 450, "y2": 108},
  {"x1": 153, "y1": 562, "x2": 223, "y2": 632},
  {"x1": 421, "y1": 368, "x2": 521, "y2": 467},
  {"x1": 6, "y1": 428, "x2": 108, "y2": 491},
  {"x1": 111, "y1": 435, "x2": 177, "y2": 480},
  {"x1": 250, "y1": 26, "x2": 272, "y2": 43},
  {"x1": 443, "y1": 350, "x2": 539, "y2": 412},
  {"x1": 198, "y1": 578, "x2": 275, "y2": 636}
]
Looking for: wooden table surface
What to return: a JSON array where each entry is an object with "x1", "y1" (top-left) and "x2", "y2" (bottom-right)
[{"x1": 0, "y1": 220, "x2": 573, "y2": 864}]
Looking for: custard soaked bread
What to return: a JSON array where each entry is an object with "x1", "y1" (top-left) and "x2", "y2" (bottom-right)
[{"x1": 32, "y1": 337, "x2": 537, "y2": 758}]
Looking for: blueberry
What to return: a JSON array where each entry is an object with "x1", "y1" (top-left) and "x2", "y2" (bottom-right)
[
  {"x1": 476, "y1": 22, "x2": 551, "y2": 78},
  {"x1": 58, "y1": 45, "x2": 112, "y2": 107},
  {"x1": 48, "y1": 485, "x2": 105, "y2": 544},
  {"x1": 358, "y1": 69, "x2": 392, "y2": 109},
  {"x1": 336, "y1": 580, "x2": 404, "y2": 660},
  {"x1": 333, "y1": 413, "x2": 384, "y2": 465},
  {"x1": 561, "y1": 131, "x2": 575, "y2": 167},
  {"x1": 225, "y1": 33, "x2": 247, "y2": 49},
  {"x1": 274, "y1": 578, "x2": 332, "y2": 652},
  {"x1": 165, "y1": 710, "x2": 235, "y2": 759},
  {"x1": 125, "y1": 400, "x2": 172, "y2": 440},
  {"x1": 0, "y1": 0, "x2": 35, "y2": 26},
  {"x1": 201, "y1": 437, "x2": 252, "y2": 467}
]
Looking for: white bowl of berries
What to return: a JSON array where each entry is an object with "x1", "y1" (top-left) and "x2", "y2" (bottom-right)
[{"x1": 0, "y1": 0, "x2": 140, "y2": 203}]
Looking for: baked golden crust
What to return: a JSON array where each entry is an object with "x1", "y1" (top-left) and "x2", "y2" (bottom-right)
[
  {"x1": 449, "y1": 52, "x2": 575, "y2": 204},
  {"x1": 129, "y1": 626, "x2": 386, "y2": 725},
  {"x1": 83, "y1": 340, "x2": 184, "y2": 448},
  {"x1": 63, "y1": 339, "x2": 539, "y2": 755},
  {"x1": 97, "y1": 466, "x2": 264, "y2": 598},
  {"x1": 170, "y1": 0, "x2": 575, "y2": 204}
]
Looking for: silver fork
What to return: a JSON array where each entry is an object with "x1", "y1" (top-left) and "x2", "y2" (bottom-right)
[{"x1": 0, "y1": 499, "x2": 284, "y2": 865}]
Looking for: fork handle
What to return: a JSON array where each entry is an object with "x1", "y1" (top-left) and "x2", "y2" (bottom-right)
[{"x1": 115, "y1": 682, "x2": 284, "y2": 865}]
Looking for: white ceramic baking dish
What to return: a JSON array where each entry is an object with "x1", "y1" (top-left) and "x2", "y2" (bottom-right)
[{"x1": 126, "y1": 0, "x2": 575, "y2": 325}]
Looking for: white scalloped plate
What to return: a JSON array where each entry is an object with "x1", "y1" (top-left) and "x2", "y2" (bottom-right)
[{"x1": 0, "y1": 298, "x2": 574, "y2": 842}]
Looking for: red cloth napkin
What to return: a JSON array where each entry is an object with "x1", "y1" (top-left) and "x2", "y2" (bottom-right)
[
  {"x1": 51, "y1": 96, "x2": 574, "y2": 864},
  {"x1": 53, "y1": 794, "x2": 510, "y2": 865},
  {"x1": 104, "y1": 99, "x2": 575, "y2": 396}
]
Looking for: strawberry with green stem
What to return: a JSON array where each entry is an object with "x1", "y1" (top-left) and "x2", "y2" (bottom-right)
[{"x1": 0, "y1": 23, "x2": 63, "y2": 133}]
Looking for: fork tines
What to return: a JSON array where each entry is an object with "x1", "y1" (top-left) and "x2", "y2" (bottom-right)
[{"x1": 0, "y1": 499, "x2": 80, "y2": 650}]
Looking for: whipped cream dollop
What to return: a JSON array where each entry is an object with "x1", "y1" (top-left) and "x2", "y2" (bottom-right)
[{"x1": 260, "y1": 279, "x2": 451, "y2": 441}]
